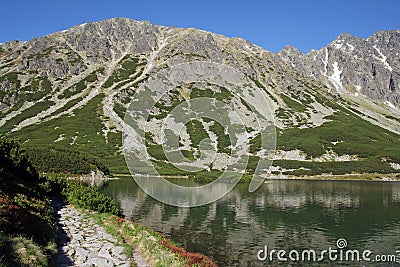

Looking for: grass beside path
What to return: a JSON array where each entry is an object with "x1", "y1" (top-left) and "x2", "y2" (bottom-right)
[
  {"x1": 44, "y1": 173, "x2": 217, "y2": 267},
  {"x1": 90, "y1": 212, "x2": 217, "y2": 267}
]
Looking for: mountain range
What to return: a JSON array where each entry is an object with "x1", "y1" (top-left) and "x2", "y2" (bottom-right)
[{"x1": 0, "y1": 17, "x2": 399, "y2": 177}]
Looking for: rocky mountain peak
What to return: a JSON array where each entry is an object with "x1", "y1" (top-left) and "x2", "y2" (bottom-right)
[
  {"x1": 1, "y1": 18, "x2": 399, "y2": 110},
  {"x1": 277, "y1": 29, "x2": 399, "y2": 109},
  {"x1": 0, "y1": 18, "x2": 400, "y2": 176},
  {"x1": 280, "y1": 45, "x2": 303, "y2": 54}
]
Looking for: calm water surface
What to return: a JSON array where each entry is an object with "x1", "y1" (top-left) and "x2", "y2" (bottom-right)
[{"x1": 100, "y1": 179, "x2": 400, "y2": 266}]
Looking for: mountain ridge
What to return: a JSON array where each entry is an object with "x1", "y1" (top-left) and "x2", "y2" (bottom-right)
[
  {"x1": 278, "y1": 28, "x2": 400, "y2": 107},
  {"x1": 1, "y1": 17, "x2": 399, "y2": 176}
]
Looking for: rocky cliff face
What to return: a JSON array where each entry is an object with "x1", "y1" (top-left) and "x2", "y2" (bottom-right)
[
  {"x1": 278, "y1": 30, "x2": 400, "y2": 108},
  {"x1": 0, "y1": 18, "x2": 291, "y2": 130},
  {"x1": 0, "y1": 18, "x2": 399, "y2": 175},
  {"x1": 1, "y1": 18, "x2": 399, "y2": 113}
]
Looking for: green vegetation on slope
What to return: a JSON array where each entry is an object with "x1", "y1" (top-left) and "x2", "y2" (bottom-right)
[
  {"x1": 0, "y1": 100, "x2": 55, "y2": 132},
  {"x1": 2, "y1": 73, "x2": 400, "y2": 180},
  {"x1": 271, "y1": 93, "x2": 400, "y2": 176},
  {"x1": 0, "y1": 135, "x2": 56, "y2": 266},
  {"x1": 58, "y1": 69, "x2": 100, "y2": 99},
  {"x1": 103, "y1": 56, "x2": 145, "y2": 88},
  {"x1": 0, "y1": 74, "x2": 55, "y2": 122},
  {"x1": 208, "y1": 120, "x2": 231, "y2": 154},
  {"x1": 23, "y1": 76, "x2": 52, "y2": 101},
  {"x1": 190, "y1": 86, "x2": 233, "y2": 101},
  {"x1": 186, "y1": 119, "x2": 209, "y2": 149},
  {"x1": 281, "y1": 93, "x2": 307, "y2": 112},
  {"x1": 277, "y1": 111, "x2": 400, "y2": 162},
  {"x1": 143, "y1": 83, "x2": 400, "y2": 179},
  {"x1": 272, "y1": 159, "x2": 395, "y2": 176},
  {"x1": 0, "y1": 72, "x2": 21, "y2": 89},
  {"x1": 26, "y1": 146, "x2": 110, "y2": 175},
  {"x1": 5, "y1": 94, "x2": 128, "y2": 174}
]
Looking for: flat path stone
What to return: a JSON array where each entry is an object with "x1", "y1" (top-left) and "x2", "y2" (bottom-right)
[{"x1": 52, "y1": 199, "x2": 134, "y2": 267}]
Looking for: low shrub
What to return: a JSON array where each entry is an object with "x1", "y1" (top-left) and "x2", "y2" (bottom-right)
[
  {"x1": 26, "y1": 146, "x2": 110, "y2": 175},
  {"x1": 41, "y1": 174, "x2": 121, "y2": 216},
  {"x1": 159, "y1": 239, "x2": 217, "y2": 267},
  {"x1": 63, "y1": 180, "x2": 121, "y2": 215}
]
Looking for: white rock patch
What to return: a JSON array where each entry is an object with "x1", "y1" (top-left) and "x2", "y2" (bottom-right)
[
  {"x1": 54, "y1": 134, "x2": 65, "y2": 143},
  {"x1": 385, "y1": 101, "x2": 397, "y2": 110},
  {"x1": 313, "y1": 150, "x2": 359, "y2": 162},
  {"x1": 390, "y1": 162, "x2": 400, "y2": 170},
  {"x1": 328, "y1": 62, "x2": 343, "y2": 91},
  {"x1": 373, "y1": 45, "x2": 393, "y2": 71},
  {"x1": 273, "y1": 149, "x2": 307, "y2": 161}
]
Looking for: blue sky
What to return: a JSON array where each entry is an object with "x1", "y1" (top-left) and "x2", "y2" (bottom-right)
[{"x1": 1, "y1": 0, "x2": 399, "y2": 53}]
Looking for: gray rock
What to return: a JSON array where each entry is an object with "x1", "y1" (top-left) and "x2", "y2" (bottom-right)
[
  {"x1": 98, "y1": 247, "x2": 113, "y2": 259},
  {"x1": 118, "y1": 253, "x2": 127, "y2": 261},
  {"x1": 88, "y1": 251, "x2": 100, "y2": 259},
  {"x1": 111, "y1": 246, "x2": 126, "y2": 256},
  {"x1": 88, "y1": 257, "x2": 114, "y2": 267},
  {"x1": 103, "y1": 242, "x2": 114, "y2": 250},
  {"x1": 75, "y1": 247, "x2": 89, "y2": 258},
  {"x1": 66, "y1": 248, "x2": 75, "y2": 257},
  {"x1": 68, "y1": 226, "x2": 78, "y2": 234},
  {"x1": 83, "y1": 243, "x2": 101, "y2": 251},
  {"x1": 72, "y1": 234, "x2": 83, "y2": 241}
]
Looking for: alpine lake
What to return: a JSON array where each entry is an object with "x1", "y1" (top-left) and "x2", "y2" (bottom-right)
[{"x1": 99, "y1": 177, "x2": 400, "y2": 266}]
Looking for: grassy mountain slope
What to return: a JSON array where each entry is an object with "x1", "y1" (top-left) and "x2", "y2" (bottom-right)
[{"x1": 0, "y1": 18, "x2": 399, "y2": 177}]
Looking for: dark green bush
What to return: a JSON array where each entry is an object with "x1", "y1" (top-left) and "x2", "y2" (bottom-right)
[
  {"x1": 63, "y1": 180, "x2": 121, "y2": 215},
  {"x1": 26, "y1": 146, "x2": 110, "y2": 175},
  {"x1": 42, "y1": 174, "x2": 121, "y2": 216},
  {"x1": 273, "y1": 158, "x2": 397, "y2": 176},
  {"x1": 192, "y1": 170, "x2": 222, "y2": 183},
  {"x1": 277, "y1": 111, "x2": 400, "y2": 161},
  {"x1": 0, "y1": 135, "x2": 37, "y2": 181}
]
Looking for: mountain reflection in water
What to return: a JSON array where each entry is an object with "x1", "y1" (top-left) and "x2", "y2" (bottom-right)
[{"x1": 100, "y1": 179, "x2": 400, "y2": 266}]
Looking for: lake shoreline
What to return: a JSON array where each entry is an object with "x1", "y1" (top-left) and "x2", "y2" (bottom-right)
[
  {"x1": 111, "y1": 172, "x2": 400, "y2": 183},
  {"x1": 269, "y1": 173, "x2": 400, "y2": 182}
]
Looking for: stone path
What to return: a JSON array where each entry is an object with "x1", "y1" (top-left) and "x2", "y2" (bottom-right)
[{"x1": 52, "y1": 200, "x2": 132, "y2": 267}]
